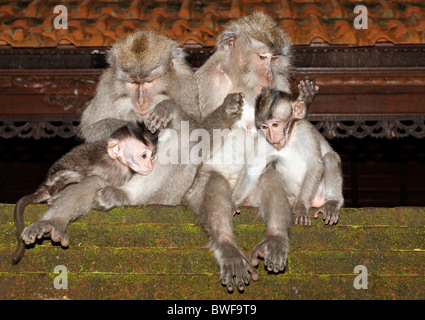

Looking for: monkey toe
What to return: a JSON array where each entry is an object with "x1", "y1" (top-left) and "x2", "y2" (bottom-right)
[
  {"x1": 218, "y1": 244, "x2": 258, "y2": 292},
  {"x1": 22, "y1": 221, "x2": 53, "y2": 245},
  {"x1": 252, "y1": 236, "x2": 289, "y2": 274},
  {"x1": 51, "y1": 229, "x2": 69, "y2": 247}
]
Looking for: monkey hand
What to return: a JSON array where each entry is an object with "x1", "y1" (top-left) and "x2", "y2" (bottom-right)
[
  {"x1": 93, "y1": 186, "x2": 127, "y2": 211},
  {"x1": 222, "y1": 92, "x2": 244, "y2": 119},
  {"x1": 21, "y1": 219, "x2": 69, "y2": 247},
  {"x1": 250, "y1": 235, "x2": 289, "y2": 273},
  {"x1": 297, "y1": 80, "x2": 319, "y2": 108},
  {"x1": 314, "y1": 200, "x2": 340, "y2": 225},
  {"x1": 293, "y1": 201, "x2": 312, "y2": 225},
  {"x1": 215, "y1": 242, "x2": 259, "y2": 292},
  {"x1": 145, "y1": 100, "x2": 175, "y2": 133}
]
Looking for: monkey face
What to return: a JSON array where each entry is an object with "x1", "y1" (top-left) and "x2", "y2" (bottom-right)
[
  {"x1": 108, "y1": 137, "x2": 156, "y2": 175},
  {"x1": 258, "y1": 118, "x2": 286, "y2": 151},
  {"x1": 253, "y1": 48, "x2": 279, "y2": 91},
  {"x1": 238, "y1": 47, "x2": 280, "y2": 94},
  {"x1": 123, "y1": 139, "x2": 156, "y2": 175},
  {"x1": 124, "y1": 75, "x2": 163, "y2": 116}
]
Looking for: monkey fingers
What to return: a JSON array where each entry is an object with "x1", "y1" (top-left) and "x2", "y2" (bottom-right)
[
  {"x1": 222, "y1": 92, "x2": 245, "y2": 118},
  {"x1": 145, "y1": 100, "x2": 174, "y2": 133},
  {"x1": 293, "y1": 202, "x2": 312, "y2": 225},
  {"x1": 146, "y1": 113, "x2": 167, "y2": 133},
  {"x1": 297, "y1": 80, "x2": 319, "y2": 107},
  {"x1": 314, "y1": 200, "x2": 340, "y2": 225}
]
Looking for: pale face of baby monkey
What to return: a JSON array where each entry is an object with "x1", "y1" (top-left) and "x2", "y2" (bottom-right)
[
  {"x1": 256, "y1": 90, "x2": 298, "y2": 151},
  {"x1": 107, "y1": 137, "x2": 155, "y2": 175},
  {"x1": 258, "y1": 118, "x2": 287, "y2": 151}
]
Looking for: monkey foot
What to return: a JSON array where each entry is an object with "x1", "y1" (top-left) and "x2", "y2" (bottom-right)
[
  {"x1": 314, "y1": 200, "x2": 340, "y2": 225},
  {"x1": 250, "y1": 235, "x2": 289, "y2": 274},
  {"x1": 21, "y1": 220, "x2": 69, "y2": 247},
  {"x1": 215, "y1": 242, "x2": 259, "y2": 293}
]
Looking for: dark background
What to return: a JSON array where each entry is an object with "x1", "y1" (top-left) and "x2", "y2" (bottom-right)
[{"x1": 1, "y1": 135, "x2": 424, "y2": 207}]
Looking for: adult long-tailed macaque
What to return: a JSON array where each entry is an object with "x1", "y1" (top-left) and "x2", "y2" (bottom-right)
[
  {"x1": 182, "y1": 12, "x2": 320, "y2": 292},
  {"x1": 78, "y1": 30, "x2": 200, "y2": 142},
  {"x1": 233, "y1": 88, "x2": 344, "y2": 227},
  {"x1": 12, "y1": 122, "x2": 157, "y2": 264}
]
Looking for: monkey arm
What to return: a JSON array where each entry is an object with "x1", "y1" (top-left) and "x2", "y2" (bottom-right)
[
  {"x1": 145, "y1": 99, "x2": 193, "y2": 133},
  {"x1": 195, "y1": 92, "x2": 244, "y2": 150}
]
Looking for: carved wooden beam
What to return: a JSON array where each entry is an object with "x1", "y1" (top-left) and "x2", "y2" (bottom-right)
[{"x1": 0, "y1": 45, "x2": 424, "y2": 139}]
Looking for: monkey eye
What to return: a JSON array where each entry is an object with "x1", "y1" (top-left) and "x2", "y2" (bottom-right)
[
  {"x1": 258, "y1": 53, "x2": 268, "y2": 60},
  {"x1": 259, "y1": 124, "x2": 269, "y2": 130},
  {"x1": 271, "y1": 122, "x2": 280, "y2": 128},
  {"x1": 141, "y1": 152, "x2": 148, "y2": 159},
  {"x1": 271, "y1": 55, "x2": 279, "y2": 61}
]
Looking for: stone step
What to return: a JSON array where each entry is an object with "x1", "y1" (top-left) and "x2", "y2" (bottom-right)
[{"x1": 0, "y1": 204, "x2": 424, "y2": 299}]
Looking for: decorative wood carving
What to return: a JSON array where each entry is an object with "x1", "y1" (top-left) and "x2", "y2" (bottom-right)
[
  {"x1": 1, "y1": 115, "x2": 424, "y2": 140},
  {"x1": 0, "y1": 45, "x2": 424, "y2": 139},
  {"x1": 0, "y1": 118, "x2": 79, "y2": 139},
  {"x1": 309, "y1": 115, "x2": 425, "y2": 139}
]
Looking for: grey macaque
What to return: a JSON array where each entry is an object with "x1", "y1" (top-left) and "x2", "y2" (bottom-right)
[
  {"x1": 233, "y1": 88, "x2": 344, "y2": 227},
  {"x1": 12, "y1": 122, "x2": 157, "y2": 264},
  {"x1": 182, "y1": 12, "x2": 309, "y2": 292},
  {"x1": 78, "y1": 30, "x2": 201, "y2": 142}
]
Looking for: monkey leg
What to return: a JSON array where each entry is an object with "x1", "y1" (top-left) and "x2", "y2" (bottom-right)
[
  {"x1": 249, "y1": 167, "x2": 292, "y2": 273},
  {"x1": 92, "y1": 185, "x2": 129, "y2": 211},
  {"x1": 198, "y1": 171, "x2": 259, "y2": 292},
  {"x1": 21, "y1": 176, "x2": 108, "y2": 249},
  {"x1": 12, "y1": 189, "x2": 50, "y2": 264},
  {"x1": 313, "y1": 151, "x2": 344, "y2": 225}
]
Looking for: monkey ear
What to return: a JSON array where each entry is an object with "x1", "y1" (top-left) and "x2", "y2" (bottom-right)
[
  {"x1": 107, "y1": 138, "x2": 121, "y2": 159},
  {"x1": 218, "y1": 32, "x2": 237, "y2": 51},
  {"x1": 292, "y1": 101, "x2": 307, "y2": 119},
  {"x1": 170, "y1": 46, "x2": 185, "y2": 67}
]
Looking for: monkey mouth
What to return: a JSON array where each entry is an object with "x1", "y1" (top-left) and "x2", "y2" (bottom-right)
[
  {"x1": 272, "y1": 142, "x2": 283, "y2": 151},
  {"x1": 134, "y1": 100, "x2": 150, "y2": 116}
]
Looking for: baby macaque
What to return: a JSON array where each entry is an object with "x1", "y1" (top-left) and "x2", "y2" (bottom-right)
[
  {"x1": 12, "y1": 122, "x2": 157, "y2": 264},
  {"x1": 233, "y1": 88, "x2": 344, "y2": 226}
]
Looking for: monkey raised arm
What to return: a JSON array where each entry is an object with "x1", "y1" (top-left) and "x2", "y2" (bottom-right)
[
  {"x1": 199, "y1": 92, "x2": 244, "y2": 131},
  {"x1": 293, "y1": 80, "x2": 319, "y2": 119}
]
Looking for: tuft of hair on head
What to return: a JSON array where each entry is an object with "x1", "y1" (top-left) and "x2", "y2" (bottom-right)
[
  {"x1": 255, "y1": 88, "x2": 292, "y2": 123},
  {"x1": 218, "y1": 11, "x2": 291, "y2": 55},
  {"x1": 107, "y1": 30, "x2": 184, "y2": 78},
  {"x1": 110, "y1": 122, "x2": 159, "y2": 147}
]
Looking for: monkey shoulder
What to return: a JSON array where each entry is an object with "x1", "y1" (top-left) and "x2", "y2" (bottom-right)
[
  {"x1": 53, "y1": 142, "x2": 106, "y2": 172},
  {"x1": 292, "y1": 120, "x2": 320, "y2": 145},
  {"x1": 196, "y1": 59, "x2": 233, "y2": 116}
]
